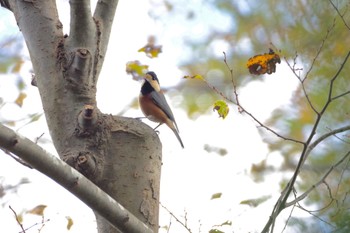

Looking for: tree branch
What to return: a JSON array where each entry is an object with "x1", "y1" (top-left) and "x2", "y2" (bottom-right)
[
  {"x1": 160, "y1": 203, "x2": 192, "y2": 233},
  {"x1": 329, "y1": 0, "x2": 350, "y2": 31},
  {"x1": 260, "y1": 49, "x2": 350, "y2": 233},
  {"x1": 302, "y1": 18, "x2": 335, "y2": 83},
  {"x1": 285, "y1": 150, "x2": 350, "y2": 208},
  {"x1": 302, "y1": 125, "x2": 350, "y2": 165},
  {"x1": 0, "y1": 0, "x2": 11, "y2": 11},
  {"x1": 93, "y1": 0, "x2": 120, "y2": 80},
  {"x1": 222, "y1": 52, "x2": 304, "y2": 145},
  {"x1": 69, "y1": 0, "x2": 95, "y2": 47},
  {"x1": 0, "y1": 124, "x2": 153, "y2": 233}
]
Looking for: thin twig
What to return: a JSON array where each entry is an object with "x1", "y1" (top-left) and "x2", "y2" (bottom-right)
[
  {"x1": 296, "y1": 204, "x2": 336, "y2": 229},
  {"x1": 9, "y1": 205, "x2": 26, "y2": 233},
  {"x1": 329, "y1": 0, "x2": 350, "y2": 30},
  {"x1": 303, "y1": 18, "x2": 336, "y2": 83},
  {"x1": 1, "y1": 149, "x2": 33, "y2": 169},
  {"x1": 327, "y1": 50, "x2": 350, "y2": 102},
  {"x1": 261, "y1": 49, "x2": 350, "y2": 233},
  {"x1": 285, "y1": 150, "x2": 350, "y2": 207},
  {"x1": 23, "y1": 217, "x2": 50, "y2": 233},
  {"x1": 331, "y1": 89, "x2": 350, "y2": 101},
  {"x1": 222, "y1": 52, "x2": 304, "y2": 145},
  {"x1": 160, "y1": 202, "x2": 192, "y2": 233},
  {"x1": 302, "y1": 125, "x2": 350, "y2": 165}
]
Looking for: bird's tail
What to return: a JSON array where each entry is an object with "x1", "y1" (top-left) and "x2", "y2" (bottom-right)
[{"x1": 171, "y1": 127, "x2": 184, "y2": 148}]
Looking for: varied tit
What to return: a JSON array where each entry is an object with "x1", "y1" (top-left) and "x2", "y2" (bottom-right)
[{"x1": 139, "y1": 71, "x2": 184, "y2": 148}]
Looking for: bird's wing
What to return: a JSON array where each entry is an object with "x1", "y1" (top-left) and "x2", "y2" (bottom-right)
[{"x1": 150, "y1": 91, "x2": 176, "y2": 123}]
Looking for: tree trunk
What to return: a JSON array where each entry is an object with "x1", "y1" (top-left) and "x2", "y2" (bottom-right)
[
  {"x1": 4, "y1": 0, "x2": 161, "y2": 232},
  {"x1": 93, "y1": 115, "x2": 162, "y2": 233}
]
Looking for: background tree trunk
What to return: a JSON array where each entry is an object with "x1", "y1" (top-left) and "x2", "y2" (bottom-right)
[{"x1": 3, "y1": 0, "x2": 161, "y2": 232}]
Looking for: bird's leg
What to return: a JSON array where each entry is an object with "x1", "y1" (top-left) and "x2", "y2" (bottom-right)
[{"x1": 153, "y1": 123, "x2": 162, "y2": 134}]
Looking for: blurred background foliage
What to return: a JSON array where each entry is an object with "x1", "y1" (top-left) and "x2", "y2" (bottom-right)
[{"x1": 149, "y1": 0, "x2": 350, "y2": 231}]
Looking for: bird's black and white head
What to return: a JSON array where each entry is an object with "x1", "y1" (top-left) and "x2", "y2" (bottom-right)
[{"x1": 142, "y1": 71, "x2": 161, "y2": 93}]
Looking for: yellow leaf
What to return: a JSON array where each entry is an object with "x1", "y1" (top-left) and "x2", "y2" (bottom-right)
[
  {"x1": 5, "y1": 121, "x2": 16, "y2": 126},
  {"x1": 183, "y1": 74, "x2": 204, "y2": 81},
  {"x1": 17, "y1": 212, "x2": 24, "y2": 224},
  {"x1": 15, "y1": 92, "x2": 27, "y2": 107},
  {"x1": 126, "y1": 61, "x2": 149, "y2": 80},
  {"x1": 66, "y1": 216, "x2": 74, "y2": 230},
  {"x1": 12, "y1": 59, "x2": 24, "y2": 73},
  {"x1": 138, "y1": 36, "x2": 162, "y2": 58},
  {"x1": 213, "y1": 100, "x2": 229, "y2": 119},
  {"x1": 27, "y1": 205, "x2": 47, "y2": 216},
  {"x1": 138, "y1": 44, "x2": 162, "y2": 58}
]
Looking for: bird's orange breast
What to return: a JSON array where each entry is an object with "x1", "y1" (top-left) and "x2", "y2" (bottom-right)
[{"x1": 139, "y1": 93, "x2": 169, "y2": 124}]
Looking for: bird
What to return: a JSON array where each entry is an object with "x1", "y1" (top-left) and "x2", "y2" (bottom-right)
[{"x1": 139, "y1": 71, "x2": 184, "y2": 148}]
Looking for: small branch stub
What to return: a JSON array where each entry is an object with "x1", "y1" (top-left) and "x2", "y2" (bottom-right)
[
  {"x1": 78, "y1": 104, "x2": 97, "y2": 129},
  {"x1": 63, "y1": 151, "x2": 97, "y2": 179},
  {"x1": 76, "y1": 152, "x2": 97, "y2": 178},
  {"x1": 72, "y1": 48, "x2": 91, "y2": 76},
  {"x1": 31, "y1": 73, "x2": 37, "y2": 87}
]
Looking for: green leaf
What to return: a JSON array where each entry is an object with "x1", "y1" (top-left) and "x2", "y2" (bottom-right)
[
  {"x1": 213, "y1": 220, "x2": 232, "y2": 227},
  {"x1": 28, "y1": 113, "x2": 43, "y2": 123},
  {"x1": 213, "y1": 100, "x2": 229, "y2": 119},
  {"x1": 210, "y1": 192, "x2": 222, "y2": 200},
  {"x1": 240, "y1": 195, "x2": 271, "y2": 207},
  {"x1": 209, "y1": 229, "x2": 225, "y2": 233}
]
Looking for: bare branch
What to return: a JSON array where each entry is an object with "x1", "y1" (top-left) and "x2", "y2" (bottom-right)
[
  {"x1": 93, "y1": 0, "x2": 120, "y2": 80},
  {"x1": 329, "y1": 0, "x2": 350, "y2": 30},
  {"x1": 0, "y1": 124, "x2": 153, "y2": 233},
  {"x1": 9, "y1": 205, "x2": 26, "y2": 233},
  {"x1": 303, "y1": 18, "x2": 336, "y2": 83},
  {"x1": 285, "y1": 150, "x2": 350, "y2": 207},
  {"x1": 331, "y1": 89, "x2": 350, "y2": 101},
  {"x1": 222, "y1": 52, "x2": 304, "y2": 145},
  {"x1": 0, "y1": 0, "x2": 11, "y2": 11},
  {"x1": 300, "y1": 125, "x2": 350, "y2": 166},
  {"x1": 328, "y1": 50, "x2": 350, "y2": 101},
  {"x1": 285, "y1": 20, "x2": 336, "y2": 115},
  {"x1": 296, "y1": 204, "x2": 336, "y2": 229},
  {"x1": 160, "y1": 203, "x2": 193, "y2": 233},
  {"x1": 261, "y1": 50, "x2": 350, "y2": 233},
  {"x1": 69, "y1": 0, "x2": 94, "y2": 47}
]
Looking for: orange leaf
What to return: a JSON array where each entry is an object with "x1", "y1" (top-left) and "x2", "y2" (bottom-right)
[
  {"x1": 27, "y1": 205, "x2": 47, "y2": 216},
  {"x1": 15, "y1": 92, "x2": 27, "y2": 107},
  {"x1": 247, "y1": 49, "x2": 281, "y2": 75}
]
